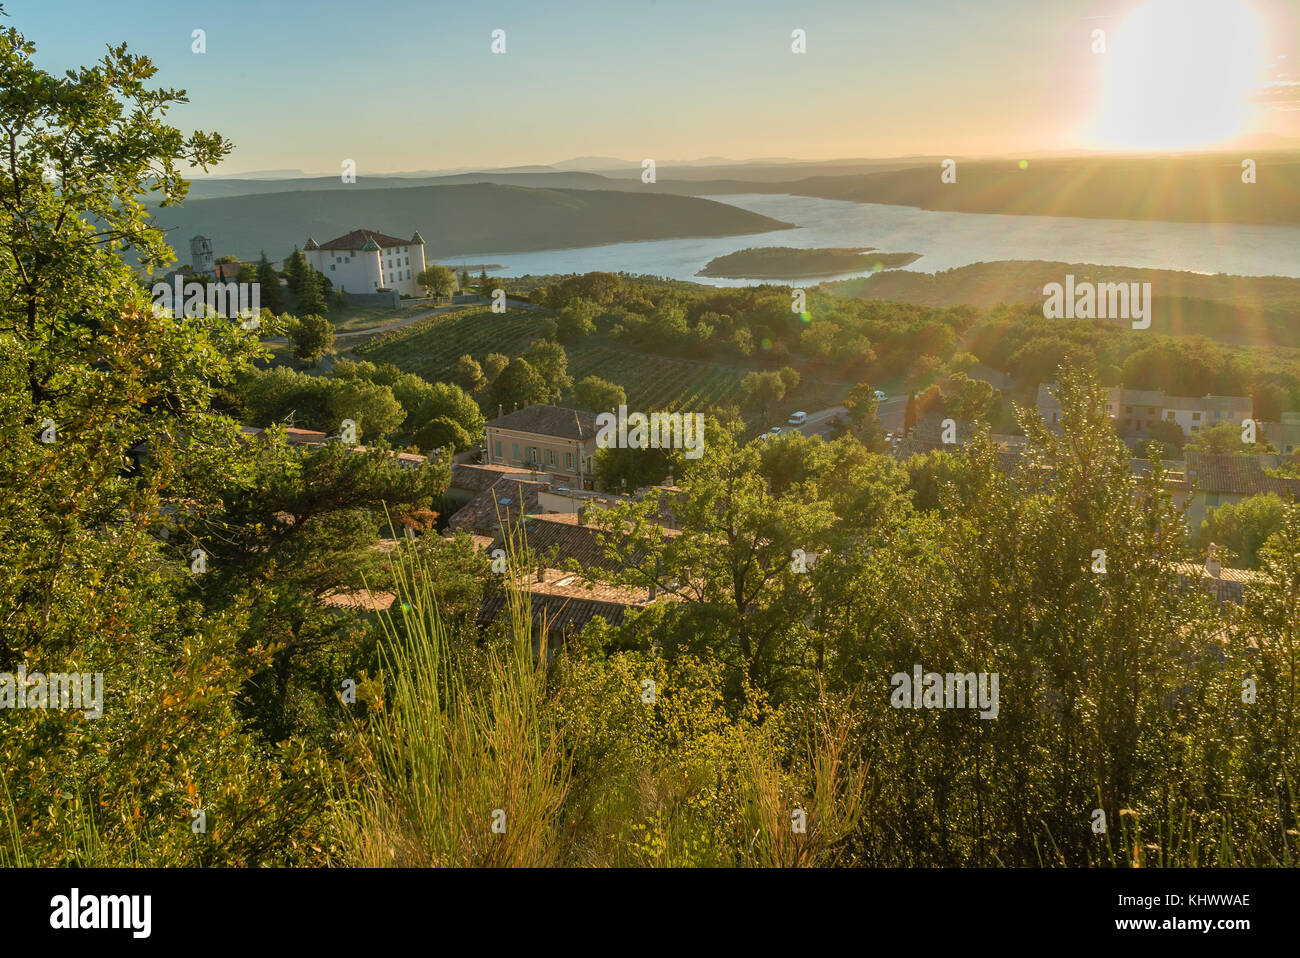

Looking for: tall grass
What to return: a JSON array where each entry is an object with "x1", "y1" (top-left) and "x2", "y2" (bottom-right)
[{"x1": 333, "y1": 520, "x2": 571, "y2": 867}]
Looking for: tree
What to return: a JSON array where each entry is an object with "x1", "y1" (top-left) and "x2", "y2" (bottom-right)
[
  {"x1": 740, "y1": 370, "x2": 787, "y2": 420},
  {"x1": 285, "y1": 246, "x2": 306, "y2": 293},
  {"x1": 478, "y1": 269, "x2": 490, "y2": 294},
  {"x1": 777, "y1": 366, "x2": 800, "y2": 396},
  {"x1": 1185, "y1": 421, "x2": 1274, "y2": 456},
  {"x1": 557, "y1": 298, "x2": 598, "y2": 343},
  {"x1": 296, "y1": 264, "x2": 328, "y2": 315},
  {"x1": 844, "y1": 383, "x2": 886, "y2": 449},
  {"x1": 488, "y1": 358, "x2": 548, "y2": 411},
  {"x1": 1134, "y1": 418, "x2": 1186, "y2": 460},
  {"x1": 256, "y1": 249, "x2": 283, "y2": 312},
  {"x1": 417, "y1": 264, "x2": 455, "y2": 300},
  {"x1": 290, "y1": 313, "x2": 334, "y2": 365},
  {"x1": 0, "y1": 18, "x2": 343, "y2": 865},
  {"x1": 329, "y1": 379, "x2": 405, "y2": 441},
  {"x1": 1196, "y1": 493, "x2": 1286, "y2": 569},
  {"x1": 594, "y1": 445, "x2": 672, "y2": 493},
  {"x1": 572, "y1": 375, "x2": 626, "y2": 413},
  {"x1": 459, "y1": 269, "x2": 470, "y2": 291},
  {"x1": 482, "y1": 352, "x2": 510, "y2": 382},
  {"x1": 904, "y1": 393, "x2": 919, "y2": 434},
  {"x1": 455, "y1": 354, "x2": 486, "y2": 393},
  {"x1": 589, "y1": 421, "x2": 844, "y2": 699},
  {"x1": 942, "y1": 371, "x2": 997, "y2": 421},
  {"x1": 523, "y1": 338, "x2": 572, "y2": 401}
]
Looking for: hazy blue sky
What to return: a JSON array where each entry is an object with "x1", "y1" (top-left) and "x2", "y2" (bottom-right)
[{"x1": 10, "y1": 0, "x2": 1298, "y2": 174}]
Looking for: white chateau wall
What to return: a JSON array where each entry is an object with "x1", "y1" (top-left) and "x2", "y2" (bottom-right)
[
  {"x1": 377, "y1": 243, "x2": 422, "y2": 296},
  {"x1": 305, "y1": 236, "x2": 427, "y2": 297},
  {"x1": 307, "y1": 247, "x2": 382, "y2": 294}
]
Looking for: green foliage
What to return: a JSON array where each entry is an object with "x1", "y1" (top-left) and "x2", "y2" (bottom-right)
[
  {"x1": 296, "y1": 264, "x2": 328, "y2": 315},
  {"x1": 290, "y1": 313, "x2": 334, "y2": 364},
  {"x1": 572, "y1": 375, "x2": 626, "y2": 413},
  {"x1": 417, "y1": 264, "x2": 455, "y2": 299},
  {"x1": 257, "y1": 250, "x2": 283, "y2": 312},
  {"x1": 489, "y1": 357, "x2": 549, "y2": 412},
  {"x1": 1196, "y1": 493, "x2": 1286, "y2": 569}
]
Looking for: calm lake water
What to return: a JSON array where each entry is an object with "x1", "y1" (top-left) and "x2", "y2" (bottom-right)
[{"x1": 451, "y1": 193, "x2": 1300, "y2": 285}]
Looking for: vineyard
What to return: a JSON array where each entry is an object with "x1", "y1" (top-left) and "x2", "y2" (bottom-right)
[
  {"x1": 351, "y1": 305, "x2": 761, "y2": 412},
  {"x1": 354, "y1": 307, "x2": 544, "y2": 379}
]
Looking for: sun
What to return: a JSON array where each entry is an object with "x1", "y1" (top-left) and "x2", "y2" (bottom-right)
[{"x1": 1092, "y1": 0, "x2": 1265, "y2": 151}]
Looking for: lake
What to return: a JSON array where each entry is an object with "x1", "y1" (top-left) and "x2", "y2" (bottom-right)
[{"x1": 450, "y1": 193, "x2": 1300, "y2": 284}]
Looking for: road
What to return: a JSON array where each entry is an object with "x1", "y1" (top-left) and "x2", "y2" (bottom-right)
[{"x1": 767, "y1": 395, "x2": 906, "y2": 441}]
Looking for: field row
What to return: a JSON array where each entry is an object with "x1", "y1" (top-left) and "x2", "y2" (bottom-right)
[{"x1": 352, "y1": 306, "x2": 756, "y2": 412}]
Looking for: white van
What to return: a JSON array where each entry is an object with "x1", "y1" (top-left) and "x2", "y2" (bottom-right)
[{"x1": 787, "y1": 411, "x2": 807, "y2": 426}]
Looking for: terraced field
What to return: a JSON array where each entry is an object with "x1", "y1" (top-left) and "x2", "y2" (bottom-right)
[
  {"x1": 352, "y1": 305, "x2": 755, "y2": 411},
  {"x1": 354, "y1": 307, "x2": 543, "y2": 379}
]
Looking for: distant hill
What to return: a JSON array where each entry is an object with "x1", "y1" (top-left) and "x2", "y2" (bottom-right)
[
  {"x1": 698, "y1": 246, "x2": 921, "y2": 278},
  {"x1": 829, "y1": 260, "x2": 1300, "y2": 348},
  {"x1": 181, "y1": 170, "x2": 627, "y2": 200},
  {"x1": 148, "y1": 182, "x2": 793, "y2": 263},
  {"x1": 776, "y1": 154, "x2": 1300, "y2": 226}
]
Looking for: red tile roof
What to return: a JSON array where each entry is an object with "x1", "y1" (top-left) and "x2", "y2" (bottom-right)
[{"x1": 315, "y1": 228, "x2": 413, "y2": 251}]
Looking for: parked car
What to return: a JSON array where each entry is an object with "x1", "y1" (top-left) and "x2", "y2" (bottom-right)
[
  {"x1": 787, "y1": 411, "x2": 808, "y2": 426},
  {"x1": 768, "y1": 425, "x2": 783, "y2": 435},
  {"x1": 873, "y1": 390, "x2": 887, "y2": 401}
]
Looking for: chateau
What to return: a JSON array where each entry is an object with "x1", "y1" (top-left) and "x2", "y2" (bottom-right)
[{"x1": 303, "y1": 228, "x2": 427, "y2": 297}]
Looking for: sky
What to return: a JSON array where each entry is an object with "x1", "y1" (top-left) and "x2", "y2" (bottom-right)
[{"x1": 9, "y1": 0, "x2": 1299, "y2": 175}]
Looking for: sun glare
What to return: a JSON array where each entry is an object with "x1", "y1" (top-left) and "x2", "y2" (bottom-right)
[{"x1": 1093, "y1": 0, "x2": 1265, "y2": 151}]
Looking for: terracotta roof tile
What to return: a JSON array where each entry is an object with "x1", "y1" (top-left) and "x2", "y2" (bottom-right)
[
  {"x1": 487, "y1": 404, "x2": 598, "y2": 441},
  {"x1": 316, "y1": 228, "x2": 412, "y2": 251}
]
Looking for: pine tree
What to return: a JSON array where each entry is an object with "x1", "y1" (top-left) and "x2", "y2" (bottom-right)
[
  {"x1": 296, "y1": 265, "x2": 327, "y2": 314},
  {"x1": 257, "y1": 250, "x2": 283, "y2": 312},
  {"x1": 285, "y1": 247, "x2": 306, "y2": 294}
]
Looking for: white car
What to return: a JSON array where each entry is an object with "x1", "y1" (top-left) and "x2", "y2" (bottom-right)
[
  {"x1": 787, "y1": 411, "x2": 807, "y2": 426},
  {"x1": 768, "y1": 426, "x2": 783, "y2": 436},
  {"x1": 873, "y1": 390, "x2": 887, "y2": 401}
]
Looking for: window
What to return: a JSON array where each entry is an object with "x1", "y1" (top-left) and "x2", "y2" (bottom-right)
[
  {"x1": 512, "y1": 443, "x2": 519, "y2": 461},
  {"x1": 565, "y1": 452, "x2": 574, "y2": 468},
  {"x1": 494, "y1": 440, "x2": 502, "y2": 459},
  {"x1": 1166, "y1": 411, "x2": 1175, "y2": 420},
  {"x1": 1192, "y1": 412, "x2": 1201, "y2": 420},
  {"x1": 1125, "y1": 405, "x2": 1134, "y2": 413},
  {"x1": 547, "y1": 449, "x2": 556, "y2": 465},
  {"x1": 1214, "y1": 410, "x2": 1222, "y2": 418}
]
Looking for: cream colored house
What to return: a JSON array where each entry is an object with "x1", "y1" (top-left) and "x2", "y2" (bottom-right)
[{"x1": 485, "y1": 405, "x2": 599, "y2": 490}]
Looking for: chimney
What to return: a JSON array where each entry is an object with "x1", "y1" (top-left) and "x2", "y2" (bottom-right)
[{"x1": 1206, "y1": 542, "x2": 1222, "y2": 580}]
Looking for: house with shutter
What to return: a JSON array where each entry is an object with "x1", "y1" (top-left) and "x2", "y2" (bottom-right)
[{"x1": 484, "y1": 404, "x2": 600, "y2": 490}]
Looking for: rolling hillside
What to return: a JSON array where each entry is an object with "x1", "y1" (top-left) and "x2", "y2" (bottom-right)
[{"x1": 149, "y1": 182, "x2": 793, "y2": 263}]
